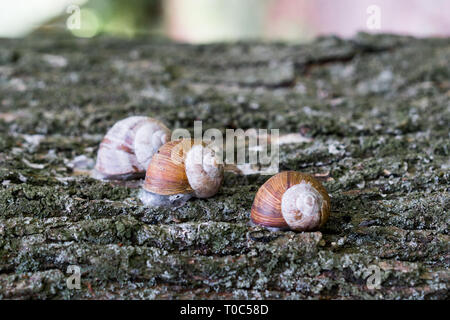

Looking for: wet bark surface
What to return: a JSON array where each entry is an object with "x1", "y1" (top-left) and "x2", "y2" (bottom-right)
[{"x1": 0, "y1": 33, "x2": 448, "y2": 299}]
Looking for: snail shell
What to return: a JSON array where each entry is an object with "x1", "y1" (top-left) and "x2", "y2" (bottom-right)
[
  {"x1": 139, "y1": 139, "x2": 224, "y2": 207},
  {"x1": 94, "y1": 116, "x2": 171, "y2": 180},
  {"x1": 251, "y1": 171, "x2": 330, "y2": 232}
]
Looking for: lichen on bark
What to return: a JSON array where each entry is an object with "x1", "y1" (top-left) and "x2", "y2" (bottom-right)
[{"x1": 0, "y1": 32, "x2": 448, "y2": 299}]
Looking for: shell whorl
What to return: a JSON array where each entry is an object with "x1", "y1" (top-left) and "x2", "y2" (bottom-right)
[
  {"x1": 143, "y1": 139, "x2": 223, "y2": 198},
  {"x1": 185, "y1": 144, "x2": 224, "y2": 198},
  {"x1": 95, "y1": 116, "x2": 170, "y2": 178},
  {"x1": 134, "y1": 120, "x2": 170, "y2": 170},
  {"x1": 281, "y1": 182, "x2": 324, "y2": 231},
  {"x1": 251, "y1": 171, "x2": 330, "y2": 231},
  {"x1": 143, "y1": 140, "x2": 192, "y2": 195}
]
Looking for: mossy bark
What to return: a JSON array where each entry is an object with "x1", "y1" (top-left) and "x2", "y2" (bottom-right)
[{"x1": 0, "y1": 32, "x2": 448, "y2": 299}]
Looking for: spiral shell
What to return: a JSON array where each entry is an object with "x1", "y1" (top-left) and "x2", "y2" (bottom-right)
[
  {"x1": 140, "y1": 139, "x2": 224, "y2": 207},
  {"x1": 94, "y1": 116, "x2": 170, "y2": 180},
  {"x1": 251, "y1": 171, "x2": 330, "y2": 231}
]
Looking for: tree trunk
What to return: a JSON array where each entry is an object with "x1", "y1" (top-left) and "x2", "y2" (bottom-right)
[{"x1": 0, "y1": 33, "x2": 448, "y2": 299}]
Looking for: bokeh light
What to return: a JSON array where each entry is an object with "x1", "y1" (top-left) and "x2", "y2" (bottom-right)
[{"x1": 70, "y1": 9, "x2": 100, "y2": 38}]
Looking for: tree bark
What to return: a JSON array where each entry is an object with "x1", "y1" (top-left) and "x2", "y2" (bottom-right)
[{"x1": 0, "y1": 32, "x2": 448, "y2": 299}]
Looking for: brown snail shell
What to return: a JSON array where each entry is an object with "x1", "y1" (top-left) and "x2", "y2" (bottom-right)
[
  {"x1": 93, "y1": 116, "x2": 171, "y2": 180},
  {"x1": 251, "y1": 171, "x2": 330, "y2": 232},
  {"x1": 139, "y1": 139, "x2": 224, "y2": 207}
]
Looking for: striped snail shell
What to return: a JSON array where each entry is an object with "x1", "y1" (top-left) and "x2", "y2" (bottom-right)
[
  {"x1": 139, "y1": 139, "x2": 224, "y2": 207},
  {"x1": 251, "y1": 171, "x2": 330, "y2": 232},
  {"x1": 93, "y1": 116, "x2": 171, "y2": 180}
]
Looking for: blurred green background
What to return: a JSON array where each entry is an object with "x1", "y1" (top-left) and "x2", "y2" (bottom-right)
[{"x1": 0, "y1": 0, "x2": 448, "y2": 42}]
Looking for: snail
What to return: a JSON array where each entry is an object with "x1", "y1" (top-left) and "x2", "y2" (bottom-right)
[
  {"x1": 139, "y1": 139, "x2": 224, "y2": 207},
  {"x1": 93, "y1": 116, "x2": 171, "y2": 180},
  {"x1": 251, "y1": 171, "x2": 330, "y2": 232}
]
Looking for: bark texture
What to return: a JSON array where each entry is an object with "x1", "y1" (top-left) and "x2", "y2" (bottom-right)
[{"x1": 0, "y1": 33, "x2": 448, "y2": 299}]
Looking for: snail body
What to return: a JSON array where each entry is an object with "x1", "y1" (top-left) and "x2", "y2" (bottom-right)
[
  {"x1": 139, "y1": 139, "x2": 224, "y2": 207},
  {"x1": 251, "y1": 171, "x2": 330, "y2": 232},
  {"x1": 93, "y1": 116, "x2": 171, "y2": 180}
]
